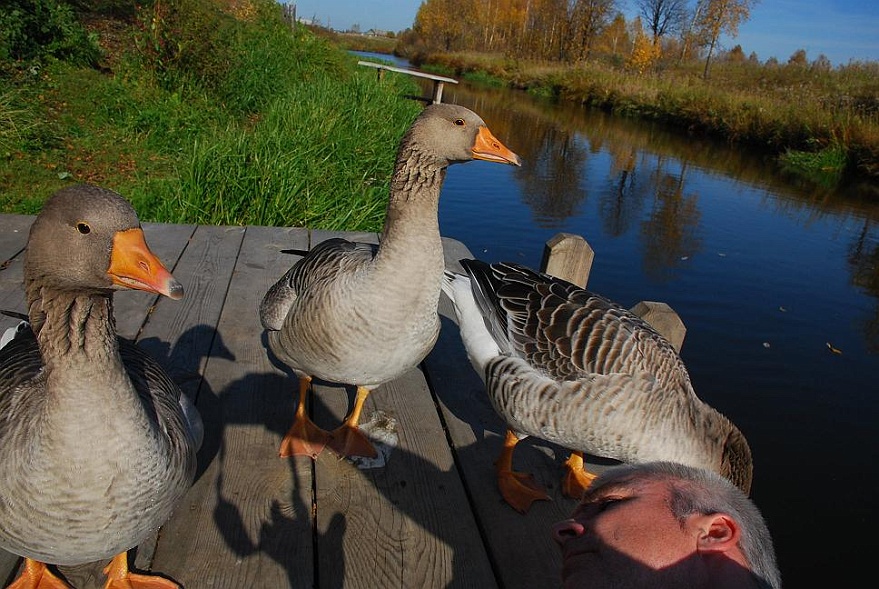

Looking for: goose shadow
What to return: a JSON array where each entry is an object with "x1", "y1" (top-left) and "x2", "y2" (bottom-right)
[{"x1": 195, "y1": 326, "x2": 580, "y2": 588}]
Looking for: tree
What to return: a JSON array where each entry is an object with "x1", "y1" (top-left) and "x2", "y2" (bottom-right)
[
  {"x1": 726, "y1": 43, "x2": 745, "y2": 62},
  {"x1": 633, "y1": 0, "x2": 687, "y2": 42},
  {"x1": 627, "y1": 17, "x2": 660, "y2": 73},
  {"x1": 788, "y1": 48, "x2": 807, "y2": 67},
  {"x1": 414, "y1": 0, "x2": 474, "y2": 51},
  {"x1": 594, "y1": 12, "x2": 631, "y2": 59},
  {"x1": 812, "y1": 54, "x2": 832, "y2": 72},
  {"x1": 565, "y1": 0, "x2": 619, "y2": 61},
  {"x1": 678, "y1": 0, "x2": 707, "y2": 62},
  {"x1": 694, "y1": 0, "x2": 758, "y2": 79}
]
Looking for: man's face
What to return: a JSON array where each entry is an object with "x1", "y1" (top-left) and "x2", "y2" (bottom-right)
[{"x1": 552, "y1": 479, "x2": 704, "y2": 588}]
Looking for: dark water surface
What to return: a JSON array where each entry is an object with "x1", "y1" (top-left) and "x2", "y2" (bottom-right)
[{"x1": 356, "y1": 52, "x2": 878, "y2": 588}]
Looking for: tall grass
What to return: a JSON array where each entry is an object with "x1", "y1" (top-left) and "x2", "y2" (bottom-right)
[
  {"x1": 1, "y1": 0, "x2": 423, "y2": 231},
  {"x1": 419, "y1": 51, "x2": 879, "y2": 180},
  {"x1": 151, "y1": 72, "x2": 420, "y2": 228}
]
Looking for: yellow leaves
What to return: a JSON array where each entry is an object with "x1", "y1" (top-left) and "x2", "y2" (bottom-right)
[{"x1": 627, "y1": 32, "x2": 661, "y2": 75}]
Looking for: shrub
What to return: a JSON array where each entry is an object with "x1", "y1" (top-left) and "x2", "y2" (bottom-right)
[{"x1": 0, "y1": 0, "x2": 101, "y2": 66}]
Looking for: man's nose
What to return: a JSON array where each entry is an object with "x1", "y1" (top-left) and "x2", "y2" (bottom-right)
[{"x1": 551, "y1": 519, "x2": 586, "y2": 546}]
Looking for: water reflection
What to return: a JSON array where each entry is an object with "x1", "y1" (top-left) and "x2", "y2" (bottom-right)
[
  {"x1": 437, "y1": 80, "x2": 879, "y2": 347},
  {"x1": 639, "y1": 159, "x2": 703, "y2": 283}
]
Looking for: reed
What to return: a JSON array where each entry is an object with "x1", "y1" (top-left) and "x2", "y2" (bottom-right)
[{"x1": 420, "y1": 51, "x2": 879, "y2": 180}]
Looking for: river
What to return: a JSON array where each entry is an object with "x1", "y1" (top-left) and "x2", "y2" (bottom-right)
[{"x1": 356, "y1": 51, "x2": 878, "y2": 589}]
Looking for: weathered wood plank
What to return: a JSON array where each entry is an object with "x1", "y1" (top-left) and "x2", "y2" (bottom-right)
[
  {"x1": 357, "y1": 60, "x2": 458, "y2": 84},
  {"x1": 0, "y1": 216, "x2": 32, "y2": 342},
  {"x1": 151, "y1": 225, "x2": 315, "y2": 589},
  {"x1": 0, "y1": 214, "x2": 30, "y2": 261}
]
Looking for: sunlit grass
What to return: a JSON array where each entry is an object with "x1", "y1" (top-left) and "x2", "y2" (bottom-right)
[{"x1": 1, "y1": 4, "x2": 422, "y2": 231}]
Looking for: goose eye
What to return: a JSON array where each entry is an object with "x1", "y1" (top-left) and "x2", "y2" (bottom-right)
[
  {"x1": 454, "y1": 118, "x2": 465, "y2": 126},
  {"x1": 76, "y1": 222, "x2": 91, "y2": 235}
]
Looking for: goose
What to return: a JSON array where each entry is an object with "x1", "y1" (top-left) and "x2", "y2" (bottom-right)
[
  {"x1": 260, "y1": 103, "x2": 521, "y2": 459},
  {"x1": 0, "y1": 184, "x2": 201, "y2": 588},
  {"x1": 442, "y1": 259, "x2": 753, "y2": 513}
]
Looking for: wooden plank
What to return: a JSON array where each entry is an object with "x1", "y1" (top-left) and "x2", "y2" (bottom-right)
[
  {"x1": 313, "y1": 365, "x2": 497, "y2": 589},
  {"x1": 0, "y1": 214, "x2": 31, "y2": 261},
  {"x1": 151, "y1": 225, "x2": 315, "y2": 589},
  {"x1": 431, "y1": 238, "x2": 604, "y2": 589},
  {"x1": 0, "y1": 216, "x2": 31, "y2": 342}
]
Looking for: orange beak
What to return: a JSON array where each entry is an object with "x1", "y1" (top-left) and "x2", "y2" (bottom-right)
[
  {"x1": 472, "y1": 126, "x2": 522, "y2": 166},
  {"x1": 107, "y1": 228, "x2": 184, "y2": 300}
]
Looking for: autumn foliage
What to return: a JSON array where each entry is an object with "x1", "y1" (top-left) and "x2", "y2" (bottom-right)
[{"x1": 409, "y1": 0, "x2": 759, "y2": 77}]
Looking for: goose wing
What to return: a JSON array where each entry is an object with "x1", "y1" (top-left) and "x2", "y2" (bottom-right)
[{"x1": 259, "y1": 238, "x2": 377, "y2": 331}]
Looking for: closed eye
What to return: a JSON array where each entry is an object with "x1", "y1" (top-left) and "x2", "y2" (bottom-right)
[{"x1": 596, "y1": 497, "x2": 623, "y2": 511}]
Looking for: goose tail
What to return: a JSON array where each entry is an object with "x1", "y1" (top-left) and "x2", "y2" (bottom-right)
[{"x1": 442, "y1": 267, "x2": 504, "y2": 376}]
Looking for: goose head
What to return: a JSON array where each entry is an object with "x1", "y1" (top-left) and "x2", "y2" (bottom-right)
[
  {"x1": 25, "y1": 184, "x2": 183, "y2": 301},
  {"x1": 401, "y1": 104, "x2": 521, "y2": 168}
]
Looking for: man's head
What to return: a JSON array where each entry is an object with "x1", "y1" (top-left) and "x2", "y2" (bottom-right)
[{"x1": 552, "y1": 462, "x2": 780, "y2": 589}]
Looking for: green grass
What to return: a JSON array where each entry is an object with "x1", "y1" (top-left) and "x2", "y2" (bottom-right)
[
  {"x1": 151, "y1": 72, "x2": 421, "y2": 228},
  {"x1": 0, "y1": 1, "x2": 422, "y2": 231}
]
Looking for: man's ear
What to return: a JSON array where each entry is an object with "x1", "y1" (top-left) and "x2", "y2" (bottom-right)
[{"x1": 694, "y1": 513, "x2": 741, "y2": 554}]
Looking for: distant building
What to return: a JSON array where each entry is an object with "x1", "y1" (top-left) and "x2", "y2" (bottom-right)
[{"x1": 365, "y1": 29, "x2": 389, "y2": 37}]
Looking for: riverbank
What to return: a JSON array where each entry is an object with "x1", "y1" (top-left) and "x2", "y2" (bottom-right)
[
  {"x1": 401, "y1": 50, "x2": 879, "y2": 184},
  {"x1": 0, "y1": 1, "x2": 420, "y2": 230}
]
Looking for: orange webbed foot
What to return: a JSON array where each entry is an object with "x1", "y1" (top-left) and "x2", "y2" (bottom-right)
[
  {"x1": 325, "y1": 385, "x2": 377, "y2": 459},
  {"x1": 494, "y1": 428, "x2": 551, "y2": 513},
  {"x1": 8, "y1": 559, "x2": 71, "y2": 589},
  {"x1": 278, "y1": 415, "x2": 333, "y2": 459},
  {"x1": 279, "y1": 374, "x2": 332, "y2": 459},
  {"x1": 327, "y1": 423, "x2": 378, "y2": 459},
  {"x1": 561, "y1": 451, "x2": 597, "y2": 500},
  {"x1": 497, "y1": 469, "x2": 551, "y2": 514},
  {"x1": 102, "y1": 552, "x2": 181, "y2": 589}
]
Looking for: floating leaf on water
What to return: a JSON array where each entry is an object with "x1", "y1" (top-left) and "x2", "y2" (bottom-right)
[
  {"x1": 762, "y1": 342, "x2": 771, "y2": 348},
  {"x1": 826, "y1": 342, "x2": 843, "y2": 355},
  {"x1": 779, "y1": 306, "x2": 787, "y2": 312}
]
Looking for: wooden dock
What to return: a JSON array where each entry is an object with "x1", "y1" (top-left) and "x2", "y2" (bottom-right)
[
  {"x1": 358, "y1": 60, "x2": 458, "y2": 104},
  {"x1": 0, "y1": 215, "x2": 607, "y2": 589}
]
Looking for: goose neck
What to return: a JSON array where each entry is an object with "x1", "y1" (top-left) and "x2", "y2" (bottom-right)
[{"x1": 33, "y1": 286, "x2": 121, "y2": 373}]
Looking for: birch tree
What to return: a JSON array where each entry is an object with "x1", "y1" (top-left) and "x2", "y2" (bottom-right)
[{"x1": 695, "y1": 0, "x2": 758, "y2": 78}]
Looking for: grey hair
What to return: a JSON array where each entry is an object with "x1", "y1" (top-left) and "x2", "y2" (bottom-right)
[{"x1": 591, "y1": 462, "x2": 782, "y2": 589}]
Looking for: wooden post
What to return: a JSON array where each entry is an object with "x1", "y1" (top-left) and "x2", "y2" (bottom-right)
[
  {"x1": 433, "y1": 81, "x2": 445, "y2": 104},
  {"x1": 540, "y1": 233, "x2": 594, "y2": 288},
  {"x1": 541, "y1": 232, "x2": 686, "y2": 352},
  {"x1": 630, "y1": 301, "x2": 687, "y2": 352}
]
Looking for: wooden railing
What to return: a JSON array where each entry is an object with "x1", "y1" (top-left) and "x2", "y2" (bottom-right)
[{"x1": 357, "y1": 60, "x2": 458, "y2": 104}]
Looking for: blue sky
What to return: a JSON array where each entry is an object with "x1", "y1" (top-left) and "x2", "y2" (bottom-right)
[{"x1": 288, "y1": 0, "x2": 878, "y2": 66}]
